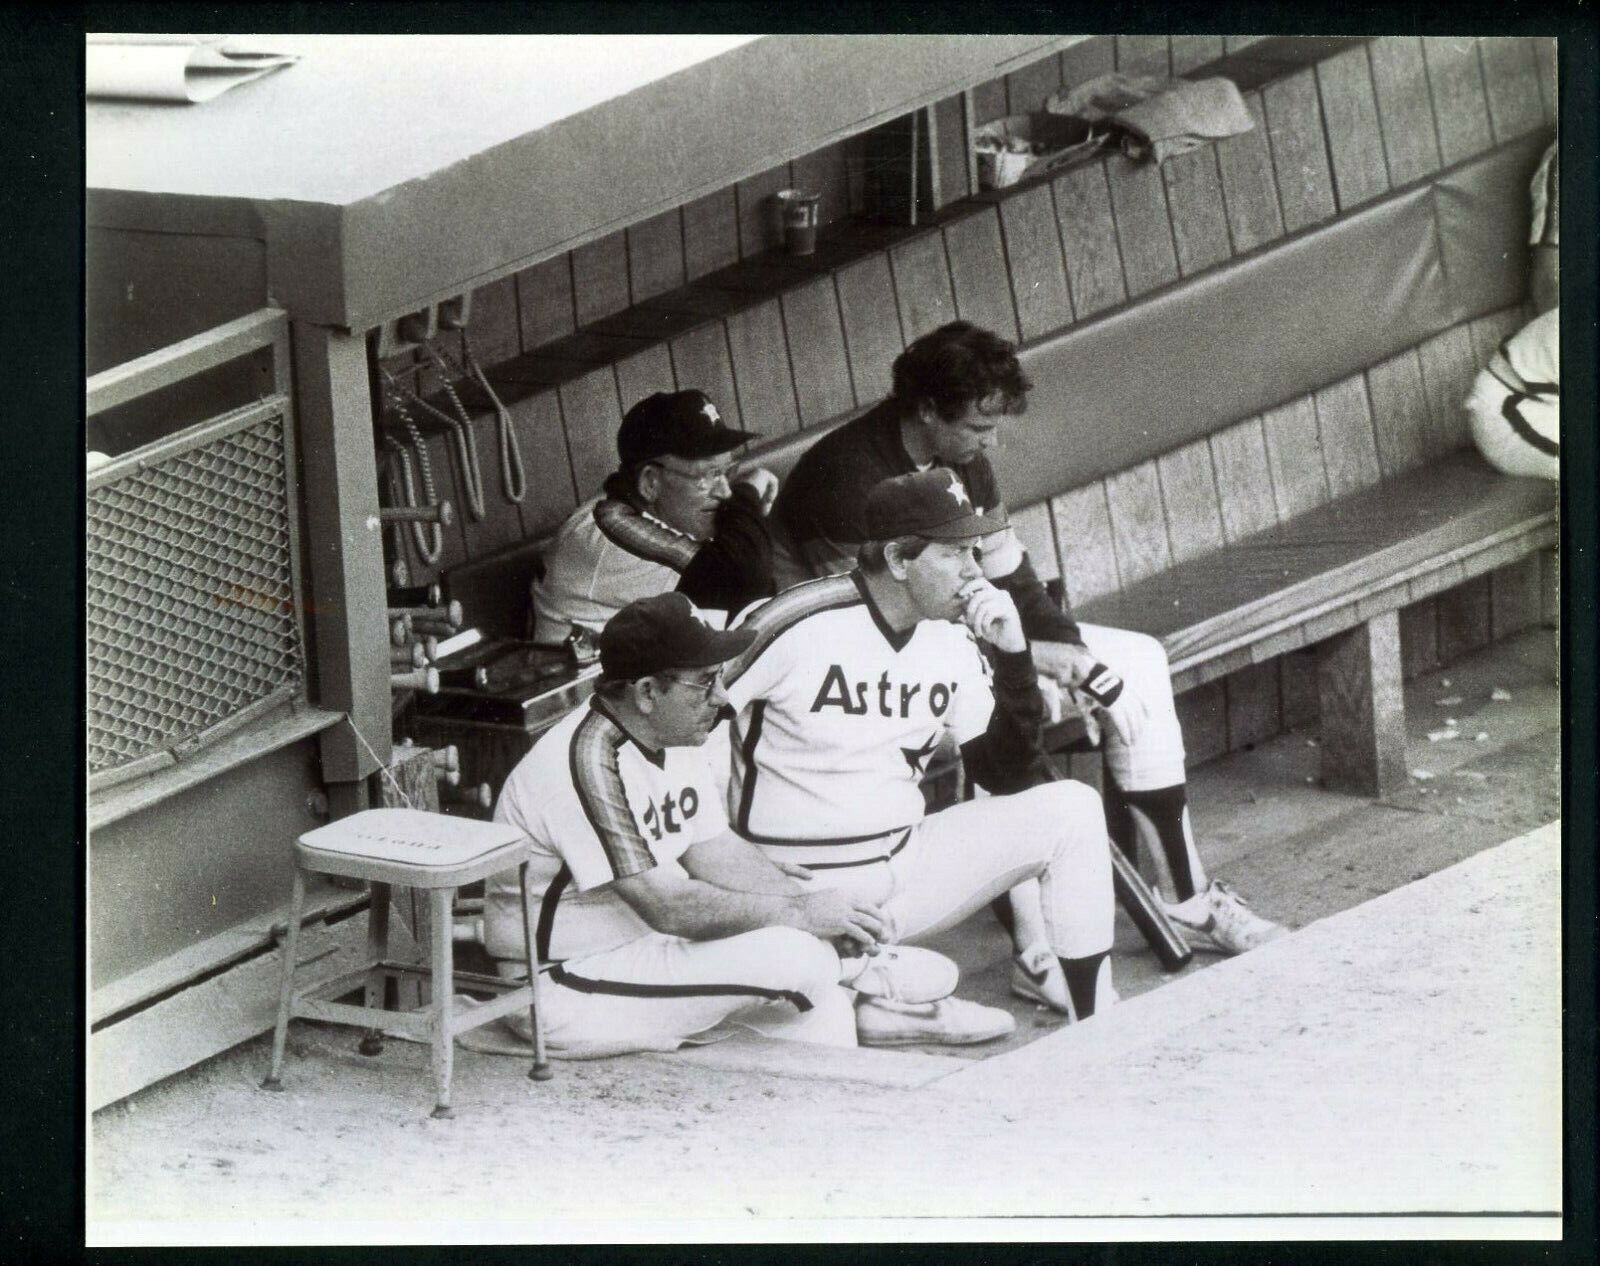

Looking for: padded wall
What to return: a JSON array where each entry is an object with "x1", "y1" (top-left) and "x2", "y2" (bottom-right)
[
  {"x1": 996, "y1": 186, "x2": 1443, "y2": 504},
  {"x1": 992, "y1": 134, "x2": 1546, "y2": 507},
  {"x1": 1434, "y1": 130, "x2": 1551, "y2": 325}
]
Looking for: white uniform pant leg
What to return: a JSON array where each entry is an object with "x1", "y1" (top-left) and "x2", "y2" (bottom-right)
[
  {"x1": 1076, "y1": 622, "x2": 1186, "y2": 791},
  {"x1": 868, "y1": 783, "x2": 1114, "y2": 960},
  {"x1": 540, "y1": 927, "x2": 856, "y2": 1057},
  {"x1": 1466, "y1": 373, "x2": 1560, "y2": 481}
]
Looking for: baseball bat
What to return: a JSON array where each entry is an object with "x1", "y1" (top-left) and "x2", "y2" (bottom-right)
[
  {"x1": 390, "y1": 666, "x2": 440, "y2": 694},
  {"x1": 379, "y1": 500, "x2": 454, "y2": 527},
  {"x1": 387, "y1": 583, "x2": 444, "y2": 609},
  {"x1": 390, "y1": 643, "x2": 428, "y2": 670},
  {"x1": 1109, "y1": 844, "x2": 1193, "y2": 971},
  {"x1": 388, "y1": 599, "x2": 464, "y2": 627}
]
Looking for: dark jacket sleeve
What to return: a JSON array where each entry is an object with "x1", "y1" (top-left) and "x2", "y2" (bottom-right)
[
  {"x1": 675, "y1": 483, "x2": 776, "y2": 612},
  {"x1": 992, "y1": 552, "x2": 1084, "y2": 646},
  {"x1": 959, "y1": 647, "x2": 1056, "y2": 795}
]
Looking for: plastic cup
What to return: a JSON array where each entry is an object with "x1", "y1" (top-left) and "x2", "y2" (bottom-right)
[{"x1": 776, "y1": 189, "x2": 821, "y2": 255}]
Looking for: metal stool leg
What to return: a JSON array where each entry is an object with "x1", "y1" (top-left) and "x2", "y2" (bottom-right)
[
  {"x1": 517, "y1": 861, "x2": 553, "y2": 1081},
  {"x1": 358, "y1": 881, "x2": 392, "y2": 1056},
  {"x1": 262, "y1": 867, "x2": 308, "y2": 1091},
  {"x1": 428, "y1": 886, "x2": 456, "y2": 1119}
]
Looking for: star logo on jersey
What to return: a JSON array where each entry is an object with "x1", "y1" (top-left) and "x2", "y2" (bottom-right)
[
  {"x1": 945, "y1": 475, "x2": 970, "y2": 508},
  {"x1": 900, "y1": 732, "x2": 939, "y2": 776},
  {"x1": 701, "y1": 400, "x2": 722, "y2": 427}
]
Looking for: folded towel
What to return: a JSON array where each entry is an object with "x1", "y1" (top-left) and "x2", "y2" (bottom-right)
[
  {"x1": 1050, "y1": 73, "x2": 1255, "y2": 165},
  {"x1": 1110, "y1": 77, "x2": 1255, "y2": 164}
]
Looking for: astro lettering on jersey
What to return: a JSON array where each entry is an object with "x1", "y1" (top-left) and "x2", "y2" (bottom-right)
[
  {"x1": 721, "y1": 573, "x2": 996, "y2": 868},
  {"x1": 484, "y1": 695, "x2": 728, "y2": 963}
]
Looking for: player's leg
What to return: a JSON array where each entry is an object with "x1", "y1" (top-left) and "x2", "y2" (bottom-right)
[
  {"x1": 1078, "y1": 622, "x2": 1285, "y2": 954},
  {"x1": 497, "y1": 926, "x2": 858, "y2": 1055},
  {"x1": 1466, "y1": 373, "x2": 1560, "y2": 481},
  {"x1": 1075, "y1": 623, "x2": 1200, "y2": 894},
  {"x1": 886, "y1": 781, "x2": 1117, "y2": 1020}
]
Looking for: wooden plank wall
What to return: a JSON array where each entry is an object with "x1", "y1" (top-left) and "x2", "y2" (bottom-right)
[{"x1": 374, "y1": 34, "x2": 1551, "y2": 761}]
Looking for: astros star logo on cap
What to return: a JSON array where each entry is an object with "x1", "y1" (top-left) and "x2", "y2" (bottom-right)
[
  {"x1": 700, "y1": 400, "x2": 722, "y2": 427},
  {"x1": 945, "y1": 474, "x2": 970, "y2": 508}
]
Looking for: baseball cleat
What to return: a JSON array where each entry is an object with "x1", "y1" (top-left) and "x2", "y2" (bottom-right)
[
  {"x1": 1161, "y1": 879, "x2": 1286, "y2": 955},
  {"x1": 1009, "y1": 943, "x2": 1072, "y2": 1013},
  {"x1": 839, "y1": 945, "x2": 959, "y2": 1005},
  {"x1": 855, "y1": 995, "x2": 1015, "y2": 1047}
]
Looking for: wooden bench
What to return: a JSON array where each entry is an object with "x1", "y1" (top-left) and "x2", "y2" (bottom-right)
[
  {"x1": 1067, "y1": 452, "x2": 1555, "y2": 795},
  {"x1": 437, "y1": 120, "x2": 1554, "y2": 804}
]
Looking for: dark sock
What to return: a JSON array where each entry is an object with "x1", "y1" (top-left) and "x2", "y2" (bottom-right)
[
  {"x1": 1113, "y1": 780, "x2": 1199, "y2": 902},
  {"x1": 1060, "y1": 952, "x2": 1107, "y2": 1019},
  {"x1": 988, "y1": 892, "x2": 1016, "y2": 940},
  {"x1": 1102, "y1": 775, "x2": 1139, "y2": 863}
]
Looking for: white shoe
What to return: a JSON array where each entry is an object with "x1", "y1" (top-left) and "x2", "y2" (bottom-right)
[
  {"x1": 1009, "y1": 943, "x2": 1072, "y2": 1013},
  {"x1": 839, "y1": 945, "x2": 959, "y2": 1005},
  {"x1": 1163, "y1": 880, "x2": 1287, "y2": 955},
  {"x1": 855, "y1": 996, "x2": 1015, "y2": 1047}
]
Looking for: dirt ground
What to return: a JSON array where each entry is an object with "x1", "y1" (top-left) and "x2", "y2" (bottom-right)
[{"x1": 86, "y1": 630, "x2": 1563, "y2": 1244}]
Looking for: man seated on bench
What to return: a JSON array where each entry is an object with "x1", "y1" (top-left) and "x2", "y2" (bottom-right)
[
  {"x1": 481, "y1": 592, "x2": 963, "y2": 1057},
  {"x1": 771, "y1": 321, "x2": 1284, "y2": 968},
  {"x1": 721, "y1": 470, "x2": 1119, "y2": 1044},
  {"x1": 530, "y1": 389, "x2": 781, "y2": 645}
]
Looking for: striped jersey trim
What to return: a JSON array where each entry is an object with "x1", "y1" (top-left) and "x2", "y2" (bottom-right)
[
  {"x1": 754, "y1": 830, "x2": 914, "y2": 871},
  {"x1": 741, "y1": 824, "x2": 915, "y2": 849},
  {"x1": 547, "y1": 964, "x2": 813, "y2": 1012},
  {"x1": 732, "y1": 700, "x2": 766, "y2": 838},
  {"x1": 568, "y1": 707, "x2": 655, "y2": 879},
  {"x1": 593, "y1": 496, "x2": 698, "y2": 571},
  {"x1": 723, "y1": 573, "x2": 862, "y2": 688}
]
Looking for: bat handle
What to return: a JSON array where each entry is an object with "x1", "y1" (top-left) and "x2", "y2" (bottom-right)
[{"x1": 1109, "y1": 845, "x2": 1193, "y2": 971}]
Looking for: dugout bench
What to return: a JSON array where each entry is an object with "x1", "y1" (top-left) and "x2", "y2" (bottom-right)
[{"x1": 435, "y1": 127, "x2": 1557, "y2": 805}]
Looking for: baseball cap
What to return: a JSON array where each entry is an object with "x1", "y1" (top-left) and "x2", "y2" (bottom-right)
[
  {"x1": 616, "y1": 390, "x2": 756, "y2": 470},
  {"x1": 864, "y1": 469, "x2": 1009, "y2": 542},
  {"x1": 597, "y1": 592, "x2": 756, "y2": 682}
]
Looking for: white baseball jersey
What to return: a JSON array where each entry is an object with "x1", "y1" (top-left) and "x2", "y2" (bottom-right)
[
  {"x1": 483, "y1": 694, "x2": 728, "y2": 963},
  {"x1": 721, "y1": 573, "x2": 994, "y2": 868},
  {"x1": 1466, "y1": 308, "x2": 1560, "y2": 481},
  {"x1": 531, "y1": 494, "x2": 718, "y2": 645}
]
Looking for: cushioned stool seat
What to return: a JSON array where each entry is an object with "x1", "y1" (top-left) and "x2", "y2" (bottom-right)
[{"x1": 262, "y1": 808, "x2": 550, "y2": 1118}]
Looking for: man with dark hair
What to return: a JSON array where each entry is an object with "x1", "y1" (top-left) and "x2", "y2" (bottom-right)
[
  {"x1": 530, "y1": 389, "x2": 778, "y2": 644},
  {"x1": 482, "y1": 592, "x2": 961, "y2": 1057},
  {"x1": 771, "y1": 321, "x2": 1284, "y2": 1004},
  {"x1": 723, "y1": 470, "x2": 1118, "y2": 1044}
]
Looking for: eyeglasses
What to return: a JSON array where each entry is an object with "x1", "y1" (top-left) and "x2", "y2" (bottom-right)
[
  {"x1": 664, "y1": 672, "x2": 723, "y2": 699},
  {"x1": 651, "y1": 461, "x2": 735, "y2": 492}
]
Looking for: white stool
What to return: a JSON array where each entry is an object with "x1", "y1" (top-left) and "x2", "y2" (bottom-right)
[{"x1": 262, "y1": 808, "x2": 551, "y2": 1117}]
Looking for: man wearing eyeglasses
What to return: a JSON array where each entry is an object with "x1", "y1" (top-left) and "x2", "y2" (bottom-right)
[
  {"x1": 482, "y1": 592, "x2": 961, "y2": 1057},
  {"x1": 530, "y1": 389, "x2": 780, "y2": 645}
]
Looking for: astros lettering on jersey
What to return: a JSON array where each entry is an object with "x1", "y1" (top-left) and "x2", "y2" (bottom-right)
[
  {"x1": 722, "y1": 572, "x2": 994, "y2": 869},
  {"x1": 483, "y1": 694, "x2": 727, "y2": 964}
]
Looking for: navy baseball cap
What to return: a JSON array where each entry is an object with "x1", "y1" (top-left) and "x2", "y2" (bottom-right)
[
  {"x1": 864, "y1": 469, "x2": 1008, "y2": 541},
  {"x1": 597, "y1": 593, "x2": 756, "y2": 682},
  {"x1": 616, "y1": 390, "x2": 755, "y2": 469}
]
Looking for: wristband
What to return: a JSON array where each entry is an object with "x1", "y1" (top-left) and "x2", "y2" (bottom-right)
[{"x1": 1080, "y1": 662, "x2": 1124, "y2": 707}]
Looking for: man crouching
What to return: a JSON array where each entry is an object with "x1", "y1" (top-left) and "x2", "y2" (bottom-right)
[{"x1": 482, "y1": 592, "x2": 958, "y2": 1057}]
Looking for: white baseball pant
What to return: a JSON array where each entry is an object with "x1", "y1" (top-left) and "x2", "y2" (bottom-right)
[
  {"x1": 506, "y1": 926, "x2": 858, "y2": 1059},
  {"x1": 1071, "y1": 623, "x2": 1187, "y2": 792},
  {"x1": 768, "y1": 780, "x2": 1114, "y2": 962}
]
